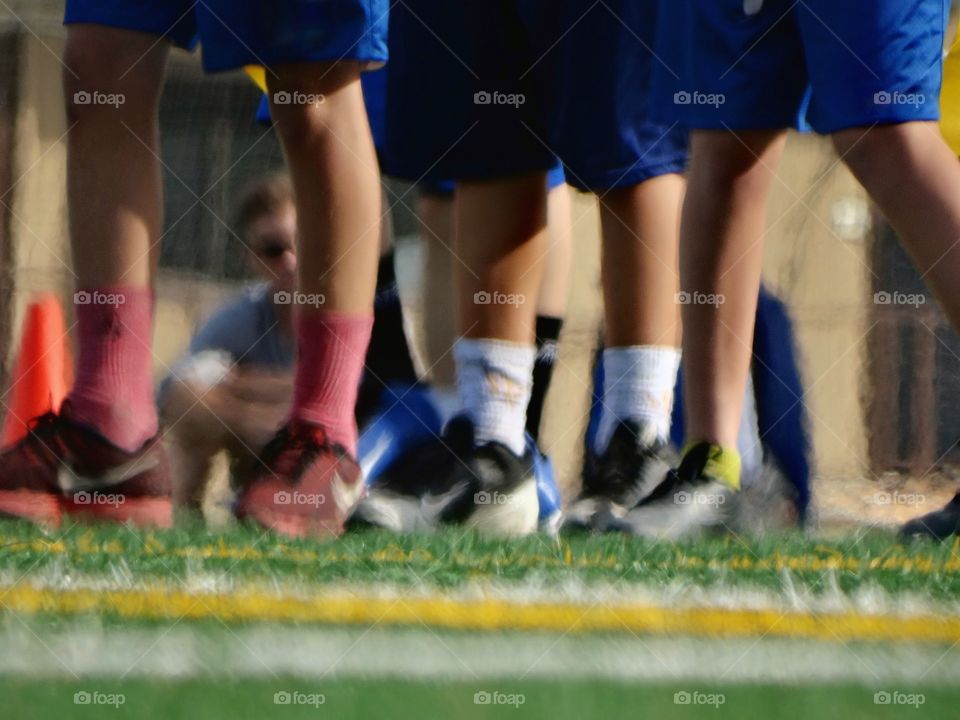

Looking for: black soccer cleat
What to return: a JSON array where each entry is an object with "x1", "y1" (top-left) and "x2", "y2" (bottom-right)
[
  {"x1": 562, "y1": 420, "x2": 673, "y2": 533},
  {"x1": 613, "y1": 441, "x2": 740, "y2": 541},
  {"x1": 901, "y1": 492, "x2": 960, "y2": 541},
  {"x1": 347, "y1": 436, "x2": 453, "y2": 534},
  {"x1": 419, "y1": 416, "x2": 539, "y2": 537}
]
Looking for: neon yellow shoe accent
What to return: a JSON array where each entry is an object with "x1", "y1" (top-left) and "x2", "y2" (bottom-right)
[
  {"x1": 681, "y1": 441, "x2": 741, "y2": 491},
  {"x1": 244, "y1": 66, "x2": 267, "y2": 93}
]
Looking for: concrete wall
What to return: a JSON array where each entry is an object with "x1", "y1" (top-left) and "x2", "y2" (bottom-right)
[
  {"x1": 762, "y1": 133, "x2": 872, "y2": 479},
  {"x1": 9, "y1": 31, "x2": 71, "y2": 348},
  {"x1": 537, "y1": 193, "x2": 603, "y2": 495}
]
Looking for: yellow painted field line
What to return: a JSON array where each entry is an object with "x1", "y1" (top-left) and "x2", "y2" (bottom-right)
[
  {"x1": 2, "y1": 583, "x2": 959, "y2": 644},
  {"x1": 5, "y1": 536, "x2": 960, "y2": 577}
]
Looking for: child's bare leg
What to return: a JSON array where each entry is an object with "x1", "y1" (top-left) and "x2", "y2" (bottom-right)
[
  {"x1": 838, "y1": 123, "x2": 960, "y2": 540},
  {"x1": 537, "y1": 183, "x2": 573, "y2": 319},
  {"x1": 64, "y1": 26, "x2": 167, "y2": 287},
  {"x1": 680, "y1": 130, "x2": 788, "y2": 449},
  {"x1": 61, "y1": 26, "x2": 169, "y2": 449},
  {"x1": 592, "y1": 175, "x2": 684, "y2": 451},
  {"x1": 454, "y1": 173, "x2": 547, "y2": 455},
  {"x1": 456, "y1": 174, "x2": 547, "y2": 343},
  {"x1": 834, "y1": 122, "x2": 960, "y2": 330},
  {"x1": 268, "y1": 63, "x2": 380, "y2": 316},
  {"x1": 266, "y1": 63, "x2": 380, "y2": 454},
  {"x1": 600, "y1": 175, "x2": 684, "y2": 348}
]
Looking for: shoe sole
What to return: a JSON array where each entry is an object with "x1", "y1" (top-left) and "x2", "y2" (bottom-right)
[
  {"x1": 616, "y1": 485, "x2": 738, "y2": 541},
  {"x1": 465, "y1": 476, "x2": 539, "y2": 537},
  {"x1": 560, "y1": 496, "x2": 604, "y2": 534},
  {"x1": 239, "y1": 473, "x2": 366, "y2": 540},
  {"x1": 54, "y1": 442, "x2": 171, "y2": 527},
  {"x1": 348, "y1": 490, "x2": 424, "y2": 534},
  {"x1": 564, "y1": 451, "x2": 674, "y2": 535},
  {"x1": 60, "y1": 495, "x2": 173, "y2": 528},
  {"x1": 242, "y1": 506, "x2": 344, "y2": 538},
  {"x1": 57, "y1": 453, "x2": 161, "y2": 494},
  {"x1": 0, "y1": 489, "x2": 62, "y2": 525},
  {"x1": 561, "y1": 498, "x2": 639, "y2": 535}
]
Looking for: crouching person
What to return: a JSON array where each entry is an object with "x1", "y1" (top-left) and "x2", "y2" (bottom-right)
[{"x1": 160, "y1": 175, "x2": 296, "y2": 516}]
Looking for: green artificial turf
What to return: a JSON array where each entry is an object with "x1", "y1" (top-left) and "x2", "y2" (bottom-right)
[
  {"x1": 2, "y1": 678, "x2": 955, "y2": 720},
  {"x1": 0, "y1": 519, "x2": 956, "y2": 601}
]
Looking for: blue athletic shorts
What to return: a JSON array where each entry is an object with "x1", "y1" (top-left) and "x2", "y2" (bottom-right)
[
  {"x1": 64, "y1": 0, "x2": 388, "y2": 73},
  {"x1": 650, "y1": 0, "x2": 946, "y2": 133},
  {"x1": 418, "y1": 165, "x2": 567, "y2": 199},
  {"x1": 382, "y1": 0, "x2": 686, "y2": 191},
  {"x1": 549, "y1": 0, "x2": 687, "y2": 189}
]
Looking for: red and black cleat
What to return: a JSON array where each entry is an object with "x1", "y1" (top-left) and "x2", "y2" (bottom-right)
[
  {"x1": 0, "y1": 401, "x2": 172, "y2": 527},
  {"x1": 235, "y1": 420, "x2": 365, "y2": 539}
]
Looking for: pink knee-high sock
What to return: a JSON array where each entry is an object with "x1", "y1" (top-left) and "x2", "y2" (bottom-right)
[
  {"x1": 64, "y1": 285, "x2": 157, "y2": 452},
  {"x1": 290, "y1": 310, "x2": 373, "y2": 456}
]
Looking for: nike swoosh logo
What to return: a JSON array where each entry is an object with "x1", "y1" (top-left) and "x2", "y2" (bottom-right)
[
  {"x1": 331, "y1": 470, "x2": 365, "y2": 513},
  {"x1": 57, "y1": 452, "x2": 160, "y2": 493},
  {"x1": 420, "y1": 481, "x2": 471, "y2": 522}
]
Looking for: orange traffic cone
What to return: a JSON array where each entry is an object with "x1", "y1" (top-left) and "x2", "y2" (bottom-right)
[{"x1": 1, "y1": 294, "x2": 73, "y2": 447}]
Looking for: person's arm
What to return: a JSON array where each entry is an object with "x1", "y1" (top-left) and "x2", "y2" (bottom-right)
[
  {"x1": 161, "y1": 360, "x2": 292, "y2": 509},
  {"x1": 159, "y1": 294, "x2": 293, "y2": 509},
  {"x1": 188, "y1": 366, "x2": 292, "y2": 450}
]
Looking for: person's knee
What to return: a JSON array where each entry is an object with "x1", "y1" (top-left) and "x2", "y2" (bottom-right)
[
  {"x1": 268, "y1": 99, "x2": 336, "y2": 148},
  {"x1": 688, "y1": 130, "x2": 785, "y2": 198},
  {"x1": 267, "y1": 61, "x2": 365, "y2": 145},
  {"x1": 832, "y1": 126, "x2": 882, "y2": 173},
  {"x1": 835, "y1": 122, "x2": 939, "y2": 167},
  {"x1": 832, "y1": 123, "x2": 931, "y2": 196},
  {"x1": 62, "y1": 26, "x2": 166, "y2": 125}
]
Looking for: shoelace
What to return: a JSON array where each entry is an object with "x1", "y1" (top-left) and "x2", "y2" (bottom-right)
[
  {"x1": 587, "y1": 440, "x2": 658, "y2": 498},
  {"x1": 640, "y1": 444, "x2": 711, "y2": 504},
  {"x1": 258, "y1": 423, "x2": 334, "y2": 485}
]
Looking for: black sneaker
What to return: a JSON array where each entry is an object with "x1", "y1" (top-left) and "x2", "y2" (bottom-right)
[
  {"x1": 347, "y1": 437, "x2": 454, "y2": 534},
  {"x1": 419, "y1": 417, "x2": 539, "y2": 537},
  {"x1": 562, "y1": 421, "x2": 673, "y2": 533},
  {"x1": 901, "y1": 492, "x2": 960, "y2": 540},
  {"x1": 613, "y1": 441, "x2": 740, "y2": 540}
]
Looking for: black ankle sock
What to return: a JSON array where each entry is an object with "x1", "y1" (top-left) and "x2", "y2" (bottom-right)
[
  {"x1": 356, "y1": 251, "x2": 419, "y2": 425},
  {"x1": 525, "y1": 315, "x2": 564, "y2": 442}
]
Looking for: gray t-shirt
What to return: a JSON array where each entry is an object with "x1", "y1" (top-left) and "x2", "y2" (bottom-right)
[
  {"x1": 160, "y1": 284, "x2": 293, "y2": 400},
  {"x1": 186, "y1": 283, "x2": 294, "y2": 368}
]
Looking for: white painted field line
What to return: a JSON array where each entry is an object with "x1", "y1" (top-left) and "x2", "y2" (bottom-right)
[{"x1": 1, "y1": 622, "x2": 959, "y2": 685}]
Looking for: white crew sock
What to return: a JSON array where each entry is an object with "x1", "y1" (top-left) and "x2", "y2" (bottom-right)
[
  {"x1": 594, "y1": 345, "x2": 681, "y2": 453},
  {"x1": 454, "y1": 337, "x2": 535, "y2": 456}
]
